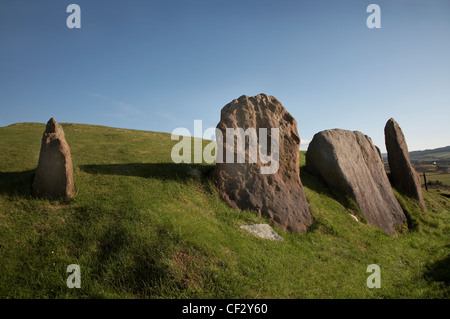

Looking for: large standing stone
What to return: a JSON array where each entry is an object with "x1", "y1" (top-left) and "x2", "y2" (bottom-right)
[
  {"x1": 32, "y1": 118, "x2": 75, "y2": 199},
  {"x1": 213, "y1": 94, "x2": 313, "y2": 234},
  {"x1": 306, "y1": 129, "x2": 406, "y2": 236},
  {"x1": 385, "y1": 118, "x2": 426, "y2": 209}
]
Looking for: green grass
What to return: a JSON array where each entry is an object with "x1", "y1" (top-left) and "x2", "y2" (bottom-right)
[
  {"x1": 419, "y1": 173, "x2": 450, "y2": 186},
  {"x1": 0, "y1": 122, "x2": 449, "y2": 298}
]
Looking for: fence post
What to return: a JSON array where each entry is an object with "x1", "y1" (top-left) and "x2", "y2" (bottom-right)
[{"x1": 423, "y1": 172, "x2": 428, "y2": 192}]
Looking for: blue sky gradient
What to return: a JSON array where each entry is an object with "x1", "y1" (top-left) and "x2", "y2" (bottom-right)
[{"x1": 0, "y1": 0, "x2": 449, "y2": 152}]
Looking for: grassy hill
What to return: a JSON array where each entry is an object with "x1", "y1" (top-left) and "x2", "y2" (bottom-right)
[{"x1": 0, "y1": 122, "x2": 449, "y2": 298}]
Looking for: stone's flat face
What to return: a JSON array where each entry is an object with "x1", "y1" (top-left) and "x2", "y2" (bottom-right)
[
  {"x1": 32, "y1": 118, "x2": 75, "y2": 199},
  {"x1": 306, "y1": 129, "x2": 406, "y2": 236},
  {"x1": 213, "y1": 94, "x2": 313, "y2": 234},
  {"x1": 385, "y1": 118, "x2": 426, "y2": 210},
  {"x1": 240, "y1": 224, "x2": 284, "y2": 241}
]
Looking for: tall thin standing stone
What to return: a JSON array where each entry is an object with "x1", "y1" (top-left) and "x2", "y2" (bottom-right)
[{"x1": 385, "y1": 118, "x2": 425, "y2": 210}]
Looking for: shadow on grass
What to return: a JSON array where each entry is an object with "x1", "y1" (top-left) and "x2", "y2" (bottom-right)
[
  {"x1": 79, "y1": 163, "x2": 214, "y2": 181},
  {"x1": 0, "y1": 170, "x2": 35, "y2": 197},
  {"x1": 300, "y1": 166, "x2": 332, "y2": 197},
  {"x1": 425, "y1": 254, "x2": 450, "y2": 286},
  {"x1": 300, "y1": 166, "x2": 363, "y2": 221},
  {"x1": 392, "y1": 189, "x2": 421, "y2": 232},
  {"x1": 85, "y1": 213, "x2": 184, "y2": 296}
]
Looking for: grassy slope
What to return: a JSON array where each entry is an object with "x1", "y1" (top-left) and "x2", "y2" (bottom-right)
[{"x1": 0, "y1": 122, "x2": 449, "y2": 298}]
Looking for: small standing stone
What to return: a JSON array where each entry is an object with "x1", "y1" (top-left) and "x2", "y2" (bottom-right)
[{"x1": 32, "y1": 118, "x2": 75, "y2": 199}]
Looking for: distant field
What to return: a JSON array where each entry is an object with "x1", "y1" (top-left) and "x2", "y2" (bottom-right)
[
  {"x1": 414, "y1": 164, "x2": 450, "y2": 187},
  {"x1": 419, "y1": 173, "x2": 450, "y2": 186}
]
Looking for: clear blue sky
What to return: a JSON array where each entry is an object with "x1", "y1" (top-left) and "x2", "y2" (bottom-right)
[{"x1": 0, "y1": 0, "x2": 449, "y2": 152}]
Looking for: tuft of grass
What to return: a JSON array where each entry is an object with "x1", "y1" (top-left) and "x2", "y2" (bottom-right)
[{"x1": 0, "y1": 123, "x2": 449, "y2": 298}]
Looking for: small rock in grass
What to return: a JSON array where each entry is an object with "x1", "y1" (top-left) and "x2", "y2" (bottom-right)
[{"x1": 240, "y1": 224, "x2": 284, "y2": 242}]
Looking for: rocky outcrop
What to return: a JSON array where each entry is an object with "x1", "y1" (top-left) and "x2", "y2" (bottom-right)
[
  {"x1": 385, "y1": 118, "x2": 426, "y2": 209},
  {"x1": 32, "y1": 118, "x2": 75, "y2": 199},
  {"x1": 306, "y1": 129, "x2": 406, "y2": 236},
  {"x1": 213, "y1": 94, "x2": 313, "y2": 234}
]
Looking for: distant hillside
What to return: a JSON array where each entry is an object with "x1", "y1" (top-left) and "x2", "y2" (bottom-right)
[
  {"x1": 382, "y1": 146, "x2": 450, "y2": 163},
  {"x1": 381, "y1": 146, "x2": 450, "y2": 185},
  {"x1": 409, "y1": 146, "x2": 450, "y2": 162}
]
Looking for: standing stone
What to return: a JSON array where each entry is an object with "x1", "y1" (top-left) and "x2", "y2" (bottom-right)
[
  {"x1": 385, "y1": 118, "x2": 426, "y2": 209},
  {"x1": 213, "y1": 94, "x2": 313, "y2": 234},
  {"x1": 32, "y1": 118, "x2": 75, "y2": 199},
  {"x1": 306, "y1": 129, "x2": 406, "y2": 236}
]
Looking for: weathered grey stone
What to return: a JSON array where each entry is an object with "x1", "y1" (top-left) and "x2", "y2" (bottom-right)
[
  {"x1": 306, "y1": 129, "x2": 406, "y2": 236},
  {"x1": 213, "y1": 94, "x2": 313, "y2": 234},
  {"x1": 32, "y1": 118, "x2": 75, "y2": 199},
  {"x1": 385, "y1": 118, "x2": 426, "y2": 210},
  {"x1": 240, "y1": 224, "x2": 284, "y2": 241}
]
